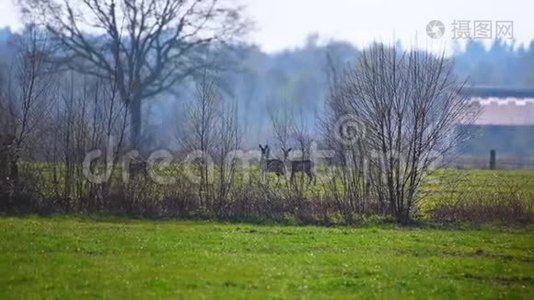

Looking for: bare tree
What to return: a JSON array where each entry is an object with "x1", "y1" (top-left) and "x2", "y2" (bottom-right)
[
  {"x1": 7, "y1": 24, "x2": 57, "y2": 187},
  {"x1": 323, "y1": 49, "x2": 370, "y2": 219},
  {"x1": 180, "y1": 74, "x2": 220, "y2": 207},
  {"x1": 178, "y1": 72, "x2": 241, "y2": 212},
  {"x1": 289, "y1": 108, "x2": 316, "y2": 192},
  {"x1": 0, "y1": 74, "x2": 8, "y2": 132},
  {"x1": 267, "y1": 97, "x2": 293, "y2": 151},
  {"x1": 328, "y1": 44, "x2": 476, "y2": 222},
  {"x1": 292, "y1": 108, "x2": 313, "y2": 160},
  {"x1": 20, "y1": 0, "x2": 248, "y2": 149},
  {"x1": 213, "y1": 96, "x2": 240, "y2": 212}
]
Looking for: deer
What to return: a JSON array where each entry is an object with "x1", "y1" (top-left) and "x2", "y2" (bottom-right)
[
  {"x1": 259, "y1": 144, "x2": 287, "y2": 184},
  {"x1": 127, "y1": 157, "x2": 148, "y2": 179},
  {"x1": 282, "y1": 148, "x2": 316, "y2": 185}
]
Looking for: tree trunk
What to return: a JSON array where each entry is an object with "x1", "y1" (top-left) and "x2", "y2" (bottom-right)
[
  {"x1": 130, "y1": 98, "x2": 142, "y2": 151},
  {"x1": 9, "y1": 158, "x2": 18, "y2": 188}
]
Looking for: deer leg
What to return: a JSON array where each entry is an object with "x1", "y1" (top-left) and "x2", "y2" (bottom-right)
[
  {"x1": 276, "y1": 174, "x2": 282, "y2": 187},
  {"x1": 306, "y1": 171, "x2": 313, "y2": 184}
]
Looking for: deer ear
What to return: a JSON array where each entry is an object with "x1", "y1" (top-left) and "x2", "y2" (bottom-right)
[
  {"x1": 287, "y1": 148, "x2": 292, "y2": 152},
  {"x1": 259, "y1": 144, "x2": 264, "y2": 151}
]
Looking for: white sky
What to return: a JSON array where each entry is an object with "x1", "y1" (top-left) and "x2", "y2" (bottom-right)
[{"x1": 1, "y1": 0, "x2": 533, "y2": 53}]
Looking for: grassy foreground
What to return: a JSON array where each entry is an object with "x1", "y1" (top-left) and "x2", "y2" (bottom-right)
[{"x1": 1, "y1": 216, "x2": 533, "y2": 299}]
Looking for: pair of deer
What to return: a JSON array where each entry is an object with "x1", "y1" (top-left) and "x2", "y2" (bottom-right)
[{"x1": 259, "y1": 144, "x2": 316, "y2": 184}]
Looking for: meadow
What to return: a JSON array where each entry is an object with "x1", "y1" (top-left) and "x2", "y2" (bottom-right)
[{"x1": 1, "y1": 215, "x2": 533, "y2": 299}]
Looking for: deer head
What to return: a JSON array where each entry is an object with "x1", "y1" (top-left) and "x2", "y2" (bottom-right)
[
  {"x1": 281, "y1": 147, "x2": 292, "y2": 161},
  {"x1": 259, "y1": 144, "x2": 270, "y2": 161}
]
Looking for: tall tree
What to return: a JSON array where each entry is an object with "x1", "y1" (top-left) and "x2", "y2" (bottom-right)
[{"x1": 20, "y1": 0, "x2": 248, "y2": 149}]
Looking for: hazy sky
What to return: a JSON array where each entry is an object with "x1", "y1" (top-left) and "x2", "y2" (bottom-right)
[{"x1": 1, "y1": 0, "x2": 533, "y2": 52}]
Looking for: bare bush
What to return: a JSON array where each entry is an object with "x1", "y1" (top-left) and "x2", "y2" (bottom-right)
[
  {"x1": 325, "y1": 44, "x2": 477, "y2": 222},
  {"x1": 179, "y1": 73, "x2": 241, "y2": 213}
]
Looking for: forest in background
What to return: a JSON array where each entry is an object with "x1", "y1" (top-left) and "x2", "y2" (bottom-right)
[{"x1": 2, "y1": 27, "x2": 534, "y2": 149}]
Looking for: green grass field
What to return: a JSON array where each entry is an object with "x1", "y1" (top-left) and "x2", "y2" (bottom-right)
[{"x1": 1, "y1": 216, "x2": 533, "y2": 299}]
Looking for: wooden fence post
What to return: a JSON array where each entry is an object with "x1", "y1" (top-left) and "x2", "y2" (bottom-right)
[{"x1": 489, "y1": 149, "x2": 496, "y2": 170}]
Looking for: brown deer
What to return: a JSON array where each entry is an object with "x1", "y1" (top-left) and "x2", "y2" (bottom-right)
[
  {"x1": 259, "y1": 144, "x2": 286, "y2": 183},
  {"x1": 128, "y1": 159, "x2": 148, "y2": 178},
  {"x1": 282, "y1": 148, "x2": 316, "y2": 185}
]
